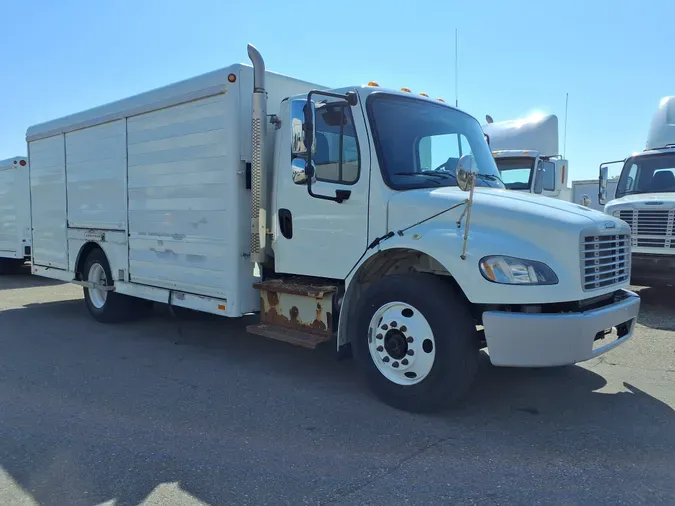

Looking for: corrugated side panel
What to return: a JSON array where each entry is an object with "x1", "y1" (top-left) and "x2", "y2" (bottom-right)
[
  {"x1": 29, "y1": 136, "x2": 68, "y2": 268},
  {"x1": 127, "y1": 93, "x2": 242, "y2": 304},
  {"x1": 66, "y1": 119, "x2": 127, "y2": 230},
  {"x1": 0, "y1": 166, "x2": 19, "y2": 255}
]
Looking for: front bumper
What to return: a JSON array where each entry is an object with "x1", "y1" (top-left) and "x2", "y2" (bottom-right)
[
  {"x1": 631, "y1": 253, "x2": 675, "y2": 287},
  {"x1": 482, "y1": 289, "x2": 640, "y2": 367}
]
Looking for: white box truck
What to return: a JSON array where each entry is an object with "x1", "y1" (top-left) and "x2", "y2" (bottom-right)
[
  {"x1": 482, "y1": 114, "x2": 571, "y2": 201},
  {"x1": 600, "y1": 96, "x2": 675, "y2": 287},
  {"x1": 572, "y1": 178, "x2": 618, "y2": 210},
  {"x1": 0, "y1": 155, "x2": 31, "y2": 273},
  {"x1": 26, "y1": 44, "x2": 640, "y2": 412}
]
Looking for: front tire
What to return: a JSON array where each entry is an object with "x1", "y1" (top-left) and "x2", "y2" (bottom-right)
[
  {"x1": 82, "y1": 249, "x2": 138, "y2": 323},
  {"x1": 353, "y1": 274, "x2": 479, "y2": 413}
]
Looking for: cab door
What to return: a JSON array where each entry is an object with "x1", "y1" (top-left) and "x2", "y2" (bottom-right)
[{"x1": 273, "y1": 93, "x2": 370, "y2": 279}]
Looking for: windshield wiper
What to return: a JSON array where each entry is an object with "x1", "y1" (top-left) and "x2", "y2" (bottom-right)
[
  {"x1": 475, "y1": 173, "x2": 505, "y2": 186},
  {"x1": 394, "y1": 172, "x2": 443, "y2": 185}
]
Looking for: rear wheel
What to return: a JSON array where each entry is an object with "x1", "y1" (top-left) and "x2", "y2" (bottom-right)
[
  {"x1": 353, "y1": 274, "x2": 479, "y2": 413},
  {"x1": 82, "y1": 249, "x2": 146, "y2": 323}
]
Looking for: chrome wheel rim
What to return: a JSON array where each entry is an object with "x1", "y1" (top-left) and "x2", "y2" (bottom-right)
[{"x1": 367, "y1": 301, "x2": 436, "y2": 386}]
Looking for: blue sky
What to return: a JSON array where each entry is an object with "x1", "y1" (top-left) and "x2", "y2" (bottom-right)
[{"x1": 2, "y1": 0, "x2": 671, "y2": 181}]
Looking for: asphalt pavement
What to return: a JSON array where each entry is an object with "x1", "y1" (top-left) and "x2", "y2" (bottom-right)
[{"x1": 0, "y1": 268, "x2": 673, "y2": 505}]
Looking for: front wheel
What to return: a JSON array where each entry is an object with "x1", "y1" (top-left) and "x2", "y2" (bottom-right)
[{"x1": 353, "y1": 274, "x2": 479, "y2": 413}]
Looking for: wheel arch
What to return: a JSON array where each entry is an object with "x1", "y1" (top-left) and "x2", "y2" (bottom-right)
[
  {"x1": 74, "y1": 241, "x2": 106, "y2": 280},
  {"x1": 337, "y1": 246, "x2": 470, "y2": 349}
]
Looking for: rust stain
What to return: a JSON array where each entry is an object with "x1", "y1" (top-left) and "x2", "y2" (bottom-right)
[
  {"x1": 256, "y1": 283, "x2": 334, "y2": 337},
  {"x1": 267, "y1": 290, "x2": 279, "y2": 307}
]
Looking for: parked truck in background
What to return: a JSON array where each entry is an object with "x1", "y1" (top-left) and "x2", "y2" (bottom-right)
[
  {"x1": 600, "y1": 96, "x2": 675, "y2": 287},
  {"x1": 26, "y1": 44, "x2": 640, "y2": 412},
  {"x1": 482, "y1": 114, "x2": 571, "y2": 201},
  {"x1": 0, "y1": 156, "x2": 31, "y2": 273},
  {"x1": 573, "y1": 178, "x2": 618, "y2": 211}
]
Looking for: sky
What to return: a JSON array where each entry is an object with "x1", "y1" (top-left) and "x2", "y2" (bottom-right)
[{"x1": 1, "y1": 0, "x2": 672, "y2": 182}]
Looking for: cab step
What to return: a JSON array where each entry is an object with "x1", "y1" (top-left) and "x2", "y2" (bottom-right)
[
  {"x1": 246, "y1": 323, "x2": 330, "y2": 349},
  {"x1": 248, "y1": 277, "x2": 337, "y2": 348}
]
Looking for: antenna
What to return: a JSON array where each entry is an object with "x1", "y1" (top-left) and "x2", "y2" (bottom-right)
[
  {"x1": 455, "y1": 29, "x2": 459, "y2": 107},
  {"x1": 563, "y1": 92, "x2": 569, "y2": 158}
]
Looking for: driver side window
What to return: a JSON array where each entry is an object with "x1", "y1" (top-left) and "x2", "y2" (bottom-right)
[{"x1": 313, "y1": 104, "x2": 360, "y2": 184}]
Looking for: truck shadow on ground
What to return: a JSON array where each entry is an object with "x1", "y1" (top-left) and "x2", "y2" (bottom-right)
[
  {"x1": 634, "y1": 286, "x2": 675, "y2": 331},
  {"x1": 0, "y1": 299, "x2": 673, "y2": 506},
  {"x1": 0, "y1": 264, "x2": 67, "y2": 291}
]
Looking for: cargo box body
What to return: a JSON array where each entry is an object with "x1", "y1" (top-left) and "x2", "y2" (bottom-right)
[
  {"x1": 0, "y1": 156, "x2": 31, "y2": 262},
  {"x1": 26, "y1": 64, "x2": 319, "y2": 315}
]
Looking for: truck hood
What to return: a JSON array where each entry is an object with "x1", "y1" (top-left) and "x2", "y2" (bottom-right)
[
  {"x1": 606, "y1": 193, "x2": 675, "y2": 211},
  {"x1": 387, "y1": 187, "x2": 616, "y2": 233}
]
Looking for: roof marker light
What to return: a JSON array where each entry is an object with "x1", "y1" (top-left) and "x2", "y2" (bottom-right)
[
  {"x1": 401, "y1": 88, "x2": 411, "y2": 93},
  {"x1": 368, "y1": 81, "x2": 379, "y2": 87}
]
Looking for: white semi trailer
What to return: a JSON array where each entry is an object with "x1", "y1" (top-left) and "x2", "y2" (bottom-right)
[
  {"x1": 0, "y1": 156, "x2": 31, "y2": 273},
  {"x1": 600, "y1": 96, "x2": 675, "y2": 287},
  {"x1": 26, "y1": 44, "x2": 640, "y2": 412},
  {"x1": 482, "y1": 114, "x2": 571, "y2": 201}
]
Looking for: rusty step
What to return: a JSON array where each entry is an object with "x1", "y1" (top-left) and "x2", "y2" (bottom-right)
[
  {"x1": 253, "y1": 277, "x2": 336, "y2": 298},
  {"x1": 246, "y1": 323, "x2": 331, "y2": 349},
  {"x1": 253, "y1": 277, "x2": 336, "y2": 339}
]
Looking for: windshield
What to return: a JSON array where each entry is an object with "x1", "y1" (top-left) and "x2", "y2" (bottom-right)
[
  {"x1": 615, "y1": 152, "x2": 675, "y2": 198},
  {"x1": 367, "y1": 94, "x2": 504, "y2": 190},
  {"x1": 495, "y1": 157, "x2": 535, "y2": 190}
]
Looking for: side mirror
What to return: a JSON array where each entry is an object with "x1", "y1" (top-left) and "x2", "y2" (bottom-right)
[
  {"x1": 598, "y1": 165, "x2": 609, "y2": 205},
  {"x1": 580, "y1": 195, "x2": 591, "y2": 207},
  {"x1": 456, "y1": 154, "x2": 477, "y2": 192},
  {"x1": 291, "y1": 99, "x2": 315, "y2": 158},
  {"x1": 292, "y1": 158, "x2": 316, "y2": 186},
  {"x1": 533, "y1": 161, "x2": 544, "y2": 194}
]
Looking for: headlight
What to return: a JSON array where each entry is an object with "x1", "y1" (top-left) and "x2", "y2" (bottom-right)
[{"x1": 479, "y1": 256, "x2": 558, "y2": 285}]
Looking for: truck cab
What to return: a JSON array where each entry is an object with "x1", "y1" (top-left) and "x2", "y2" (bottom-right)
[
  {"x1": 600, "y1": 96, "x2": 675, "y2": 286},
  {"x1": 482, "y1": 114, "x2": 571, "y2": 200}
]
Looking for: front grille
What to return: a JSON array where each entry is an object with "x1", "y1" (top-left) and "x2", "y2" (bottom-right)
[
  {"x1": 582, "y1": 234, "x2": 631, "y2": 291},
  {"x1": 616, "y1": 209, "x2": 674, "y2": 249}
]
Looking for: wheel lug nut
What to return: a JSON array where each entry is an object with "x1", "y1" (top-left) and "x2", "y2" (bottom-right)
[
  {"x1": 400, "y1": 325, "x2": 407, "y2": 332},
  {"x1": 407, "y1": 349, "x2": 414, "y2": 356},
  {"x1": 390, "y1": 321, "x2": 397, "y2": 328},
  {"x1": 383, "y1": 356, "x2": 390, "y2": 363},
  {"x1": 381, "y1": 324, "x2": 388, "y2": 330},
  {"x1": 376, "y1": 346, "x2": 384, "y2": 352},
  {"x1": 406, "y1": 336, "x2": 414, "y2": 343},
  {"x1": 376, "y1": 333, "x2": 383, "y2": 340},
  {"x1": 401, "y1": 359, "x2": 409, "y2": 365},
  {"x1": 392, "y1": 361, "x2": 399, "y2": 368}
]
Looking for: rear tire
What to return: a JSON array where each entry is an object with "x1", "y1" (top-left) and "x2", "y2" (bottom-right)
[
  {"x1": 82, "y1": 249, "x2": 140, "y2": 323},
  {"x1": 353, "y1": 273, "x2": 479, "y2": 413}
]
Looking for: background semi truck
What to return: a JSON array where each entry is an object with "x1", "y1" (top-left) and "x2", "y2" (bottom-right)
[
  {"x1": 26, "y1": 44, "x2": 640, "y2": 412},
  {"x1": 601, "y1": 96, "x2": 675, "y2": 286},
  {"x1": 0, "y1": 156, "x2": 31, "y2": 273},
  {"x1": 482, "y1": 114, "x2": 571, "y2": 201}
]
